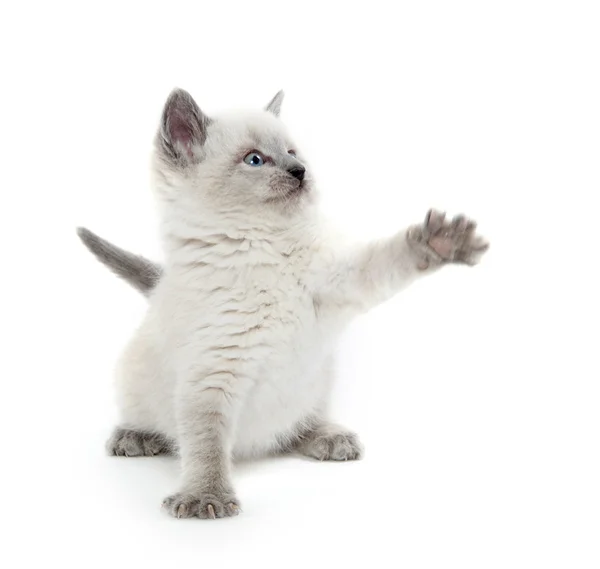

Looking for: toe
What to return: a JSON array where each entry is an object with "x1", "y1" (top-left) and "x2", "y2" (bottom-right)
[
  {"x1": 425, "y1": 209, "x2": 446, "y2": 236},
  {"x1": 451, "y1": 214, "x2": 469, "y2": 233}
]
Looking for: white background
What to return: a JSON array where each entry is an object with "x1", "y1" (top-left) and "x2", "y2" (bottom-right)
[{"x1": 1, "y1": 1, "x2": 599, "y2": 567}]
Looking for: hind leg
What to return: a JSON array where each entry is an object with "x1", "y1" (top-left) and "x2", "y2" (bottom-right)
[
  {"x1": 291, "y1": 358, "x2": 363, "y2": 461},
  {"x1": 107, "y1": 427, "x2": 175, "y2": 457},
  {"x1": 109, "y1": 318, "x2": 176, "y2": 457}
]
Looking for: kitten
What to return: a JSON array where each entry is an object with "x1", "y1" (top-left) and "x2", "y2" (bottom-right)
[{"x1": 78, "y1": 88, "x2": 489, "y2": 520}]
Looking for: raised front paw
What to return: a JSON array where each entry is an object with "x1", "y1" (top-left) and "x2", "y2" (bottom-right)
[
  {"x1": 162, "y1": 491, "x2": 241, "y2": 520},
  {"x1": 407, "y1": 209, "x2": 489, "y2": 269}
]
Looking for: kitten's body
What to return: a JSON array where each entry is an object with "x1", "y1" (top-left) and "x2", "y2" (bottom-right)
[
  {"x1": 81, "y1": 89, "x2": 488, "y2": 519},
  {"x1": 118, "y1": 221, "x2": 336, "y2": 458}
]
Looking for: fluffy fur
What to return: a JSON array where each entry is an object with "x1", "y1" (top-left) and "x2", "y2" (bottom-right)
[{"x1": 80, "y1": 88, "x2": 489, "y2": 520}]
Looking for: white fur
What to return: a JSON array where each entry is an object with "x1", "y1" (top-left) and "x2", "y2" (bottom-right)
[{"x1": 109, "y1": 92, "x2": 482, "y2": 517}]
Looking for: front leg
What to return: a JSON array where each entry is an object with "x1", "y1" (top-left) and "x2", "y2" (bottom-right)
[
  {"x1": 162, "y1": 372, "x2": 246, "y2": 520},
  {"x1": 317, "y1": 209, "x2": 489, "y2": 314}
]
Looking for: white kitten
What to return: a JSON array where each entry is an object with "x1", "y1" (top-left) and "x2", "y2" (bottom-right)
[{"x1": 80, "y1": 88, "x2": 489, "y2": 519}]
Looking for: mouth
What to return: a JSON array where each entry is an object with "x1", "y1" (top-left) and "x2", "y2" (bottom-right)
[
  {"x1": 286, "y1": 178, "x2": 310, "y2": 199},
  {"x1": 266, "y1": 177, "x2": 309, "y2": 204},
  {"x1": 291, "y1": 179, "x2": 306, "y2": 193}
]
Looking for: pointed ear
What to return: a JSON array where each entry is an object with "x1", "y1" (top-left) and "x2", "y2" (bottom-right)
[
  {"x1": 158, "y1": 88, "x2": 210, "y2": 165},
  {"x1": 265, "y1": 90, "x2": 284, "y2": 117}
]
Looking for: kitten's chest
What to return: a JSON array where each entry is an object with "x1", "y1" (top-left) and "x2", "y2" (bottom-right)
[
  {"x1": 166, "y1": 255, "x2": 321, "y2": 365},
  {"x1": 219, "y1": 263, "x2": 317, "y2": 340}
]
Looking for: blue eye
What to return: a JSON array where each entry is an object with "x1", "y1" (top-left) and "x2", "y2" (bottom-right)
[{"x1": 243, "y1": 152, "x2": 264, "y2": 166}]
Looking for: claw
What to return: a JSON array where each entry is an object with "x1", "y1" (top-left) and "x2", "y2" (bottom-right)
[
  {"x1": 228, "y1": 503, "x2": 240, "y2": 516},
  {"x1": 207, "y1": 504, "x2": 216, "y2": 519},
  {"x1": 176, "y1": 504, "x2": 188, "y2": 519}
]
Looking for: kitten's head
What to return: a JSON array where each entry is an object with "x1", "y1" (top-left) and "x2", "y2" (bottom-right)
[{"x1": 152, "y1": 88, "x2": 316, "y2": 220}]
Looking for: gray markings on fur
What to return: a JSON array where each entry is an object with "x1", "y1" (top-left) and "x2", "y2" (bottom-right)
[
  {"x1": 76, "y1": 227, "x2": 162, "y2": 296},
  {"x1": 265, "y1": 90, "x2": 285, "y2": 116},
  {"x1": 406, "y1": 209, "x2": 490, "y2": 270},
  {"x1": 107, "y1": 427, "x2": 175, "y2": 457},
  {"x1": 162, "y1": 491, "x2": 241, "y2": 520},
  {"x1": 157, "y1": 88, "x2": 211, "y2": 166},
  {"x1": 296, "y1": 423, "x2": 364, "y2": 461}
]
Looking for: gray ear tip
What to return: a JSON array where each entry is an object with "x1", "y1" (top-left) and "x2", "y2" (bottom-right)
[
  {"x1": 167, "y1": 87, "x2": 192, "y2": 102},
  {"x1": 76, "y1": 226, "x2": 89, "y2": 238},
  {"x1": 266, "y1": 90, "x2": 285, "y2": 115},
  {"x1": 162, "y1": 88, "x2": 203, "y2": 123}
]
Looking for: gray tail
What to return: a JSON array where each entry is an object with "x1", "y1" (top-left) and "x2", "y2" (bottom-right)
[{"x1": 76, "y1": 227, "x2": 163, "y2": 296}]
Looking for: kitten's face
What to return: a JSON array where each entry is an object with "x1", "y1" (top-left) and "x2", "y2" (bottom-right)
[{"x1": 152, "y1": 89, "x2": 315, "y2": 217}]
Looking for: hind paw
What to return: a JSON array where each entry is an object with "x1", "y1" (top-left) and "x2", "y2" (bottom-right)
[{"x1": 106, "y1": 427, "x2": 174, "y2": 457}]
